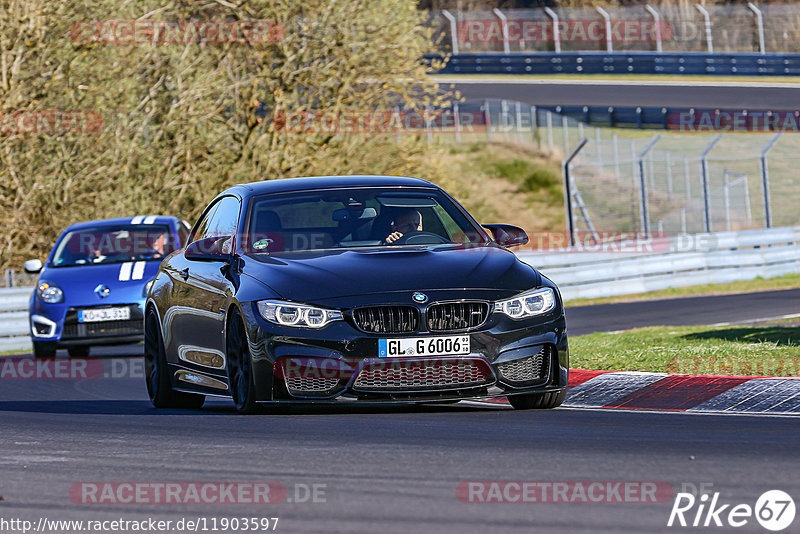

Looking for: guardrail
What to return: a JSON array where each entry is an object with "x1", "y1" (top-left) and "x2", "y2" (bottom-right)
[
  {"x1": 427, "y1": 52, "x2": 800, "y2": 76},
  {"x1": 0, "y1": 287, "x2": 32, "y2": 353},
  {"x1": 518, "y1": 226, "x2": 800, "y2": 301}
]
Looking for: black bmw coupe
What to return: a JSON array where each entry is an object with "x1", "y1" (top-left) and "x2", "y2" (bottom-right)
[{"x1": 145, "y1": 176, "x2": 569, "y2": 413}]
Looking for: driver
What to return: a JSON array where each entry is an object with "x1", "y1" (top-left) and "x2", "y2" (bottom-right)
[{"x1": 385, "y1": 208, "x2": 422, "y2": 244}]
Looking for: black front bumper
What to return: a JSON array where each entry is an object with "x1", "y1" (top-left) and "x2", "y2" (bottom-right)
[{"x1": 239, "y1": 303, "x2": 569, "y2": 404}]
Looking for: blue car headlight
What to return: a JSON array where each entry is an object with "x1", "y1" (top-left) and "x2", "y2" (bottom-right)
[
  {"x1": 257, "y1": 300, "x2": 343, "y2": 329},
  {"x1": 494, "y1": 288, "x2": 556, "y2": 319},
  {"x1": 37, "y1": 281, "x2": 64, "y2": 304}
]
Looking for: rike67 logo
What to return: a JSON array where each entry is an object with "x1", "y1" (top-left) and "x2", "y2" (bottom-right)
[{"x1": 668, "y1": 489, "x2": 796, "y2": 531}]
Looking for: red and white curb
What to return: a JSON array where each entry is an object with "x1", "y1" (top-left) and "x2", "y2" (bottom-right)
[{"x1": 469, "y1": 370, "x2": 800, "y2": 415}]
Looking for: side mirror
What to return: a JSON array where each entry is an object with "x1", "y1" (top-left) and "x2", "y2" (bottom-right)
[
  {"x1": 185, "y1": 236, "x2": 232, "y2": 262},
  {"x1": 483, "y1": 224, "x2": 529, "y2": 248},
  {"x1": 24, "y1": 259, "x2": 43, "y2": 274}
]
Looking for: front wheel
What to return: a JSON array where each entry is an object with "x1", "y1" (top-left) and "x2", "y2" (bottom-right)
[
  {"x1": 144, "y1": 309, "x2": 204, "y2": 409},
  {"x1": 226, "y1": 309, "x2": 259, "y2": 414},
  {"x1": 67, "y1": 346, "x2": 89, "y2": 358},
  {"x1": 32, "y1": 341, "x2": 57, "y2": 359},
  {"x1": 508, "y1": 390, "x2": 566, "y2": 410}
]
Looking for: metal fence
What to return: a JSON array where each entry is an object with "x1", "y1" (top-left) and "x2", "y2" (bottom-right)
[
  {"x1": 432, "y1": 3, "x2": 800, "y2": 55},
  {"x1": 435, "y1": 99, "x2": 800, "y2": 243}
]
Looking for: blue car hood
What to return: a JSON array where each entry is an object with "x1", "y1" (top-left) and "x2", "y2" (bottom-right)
[
  {"x1": 243, "y1": 245, "x2": 540, "y2": 302},
  {"x1": 39, "y1": 261, "x2": 161, "y2": 307}
]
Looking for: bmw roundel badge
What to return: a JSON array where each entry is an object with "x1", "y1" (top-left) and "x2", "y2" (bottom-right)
[{"x1": 412, "y1": 292, "x2": 428, "y2": 303}]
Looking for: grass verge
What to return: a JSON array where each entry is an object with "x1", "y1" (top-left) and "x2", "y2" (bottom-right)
[
  {"x1": 436, "y1": 141, "x2": 564, "y2": 233},
  {"x1": 565, "y1": 273, "x2": 800, "y2": 307},
  {"x1": 571, "y1": 324, "x2": 800, "y2": 377}
]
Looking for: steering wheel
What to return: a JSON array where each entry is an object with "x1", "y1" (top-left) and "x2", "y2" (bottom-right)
[{"x1": 392, "y1": 231, "x2": 449, "y2": 245}]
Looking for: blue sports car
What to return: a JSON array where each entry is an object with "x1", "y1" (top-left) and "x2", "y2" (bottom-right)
[{"x1": 24, "y1": 216, "x2": 190, "y2": 358}]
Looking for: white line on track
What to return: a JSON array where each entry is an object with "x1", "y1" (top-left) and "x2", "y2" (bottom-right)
[
  {"x1": 433, "y1": 77, "x2": 800, "y2": 89},
  {"x1": 709, "y1": 312, "x2": 800, "y2": 327}
]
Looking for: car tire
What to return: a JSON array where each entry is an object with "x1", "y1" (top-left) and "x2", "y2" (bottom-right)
[
  {"x1": 226, "y1": 309, "x2": 259, "y2": 414},
  {"x1": 508, "y1": 390, "x2": 567, "y2": 410},
  {"x1": 32, "y1": 341, "x2": 57, "y2": 359},
  {"x1": 144, "y1": 309, "x2": 205, "y2": 410},
  {"x1": 67, "y1": 346, "x2": 89, "y2": 358}
]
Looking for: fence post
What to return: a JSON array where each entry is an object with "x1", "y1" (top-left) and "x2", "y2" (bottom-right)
[
  {"x1": 492, "y1": 8, "x2": 511, "y2": 54},
  {"x1": 723, "y1": 170, "x2": 731, "y2": 231},
  {"x1": 700, "y1": 134, "x2": 723, "y2": 233},
  {"x1": 695, "y1": 4, "x2": 714, "y2": 54},
  {"x1": 514, "y1": 101, "x2": 523, "y2": 143},
  {"x1": 595, "y1": 6, "x2": 613, "y2": 53},
  {"x1": 759, "y1": 132, "x2": 781, "y2": 228},
  {"x1": 747, "y1": 2, "x2": 766, "y2": 54},
  {"x1": 501, "y1": 99, "x2": 510, "y2": 140},
  {"x1": 4, "y1": 269, "x2": 14, "y2": 288},
  {"x1": 453, "y1": 101, "x2": 461, "y2": 143},
  {"x1": 638, "y1": 135, "x2": 662, "y2": 237},
  {"x1": 484, "y1": 100, "x2": 492, "y2": 142},
  {"x1": 563, "y1": 138, "x2": 589, "y2": 247},
  {"x1": 645, "y1": 5, "x2": 663, "y2": 53},
  {"x1": 666, "y1": 151, "x2": 673, "y2": 199},
  {"x1": 441, "y1": 10, "x2": 459, "y2": 55},
  {"x1": 562, "y1": 115, "x2": 569, "y2": 156},
  {"x1": 544, "y1": 7, "x2": 561, "y2": 53},
  {"x1": 530, "y1": 106, "x2": 539, "y2": 148}
]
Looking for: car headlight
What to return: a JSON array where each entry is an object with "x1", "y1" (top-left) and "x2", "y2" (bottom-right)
[
  {"x1": 142, "y1": 280, "x2": 154, "y2": 298},
  {"x1": 257, "y1": 300, "x2": 343, "y2": 329},
  {"x1": 494, "y1": 287, "x2": 556, "y2": 319},
  {"x1": 37, "y1": 282, "x2": 64, "y2": 304}
]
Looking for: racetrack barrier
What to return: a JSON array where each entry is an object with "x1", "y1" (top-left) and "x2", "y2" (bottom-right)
[
  {"x1": 0, "y1": 287, "x2": 33, "y2": 353},
  {"x1": 427, "y1": 52, "x2": 800, "y2": 76},
  {"x1": 518, "y1": 225, "x2": 800, "y2": 300}
]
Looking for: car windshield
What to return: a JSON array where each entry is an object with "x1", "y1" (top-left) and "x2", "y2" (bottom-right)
[
  {"x1": 245, "y1": 188, "x2": 488, "y2": 254},
  {"x1": 51, "y1": 224, "x2": 178, "y2": 267}
]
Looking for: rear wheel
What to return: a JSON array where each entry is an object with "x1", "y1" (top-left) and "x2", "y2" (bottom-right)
[
  {"x1": 508, "y1": 390, "x2": 566, "y2": 410},
  {"x1": 67, "y1": 346, "x2": 89, "y2": 358},
  {"x1": 226, "y1": 309, "x2": 259, "y2": 414},
  {"x1": 32, "y1": 341, "x2": 56, "y2": 359},
  {"x1": 144, "y1": 309, "x2": 204, "y2": 409}
]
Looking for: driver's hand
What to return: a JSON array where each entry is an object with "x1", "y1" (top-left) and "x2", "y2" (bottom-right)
[{"x1": 385, "y1": 231, "x2": 403, "y2": 244}]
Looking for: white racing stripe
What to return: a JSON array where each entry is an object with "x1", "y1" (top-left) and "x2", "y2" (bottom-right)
[
  {"x1": 132, "y1": 261, "x2": 146, "y2": 281},
  {"x1": 143, "y1": 216, "x2": 157, "y2": 224},
  {"x1": 118, "y1": 262, "x2": 133, "y2": 281},
  {"x1": 130, "y1": 216, "x2": 144, "y2": 225}
]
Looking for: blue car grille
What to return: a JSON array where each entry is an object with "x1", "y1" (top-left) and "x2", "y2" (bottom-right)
[{"x1": 62, "y1": 305, "x2": 143, "y2": 340}]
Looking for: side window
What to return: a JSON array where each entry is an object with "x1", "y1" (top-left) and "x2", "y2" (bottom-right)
[
  {"x1": 191, "y1": 202, "x2": 220, "y2": 242},
  {"x1": 206, "y1": 196, "x2": 241, "y2": 238}
]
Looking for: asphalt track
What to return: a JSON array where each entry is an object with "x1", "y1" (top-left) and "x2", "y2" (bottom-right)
[
  {"x1": 1, "y1": 289, "x2": 799, "y2": 533},
  {"x1": 443, "y1": 78, "x2": 800, "y2": 108}
]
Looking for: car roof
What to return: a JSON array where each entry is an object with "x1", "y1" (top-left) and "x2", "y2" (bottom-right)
[
  {"x1": 64, "y1": 216, "x2": 182, "y2": 232},
  {"x1": 223, "y1": 175, "x2": 439, "y2": 197}
]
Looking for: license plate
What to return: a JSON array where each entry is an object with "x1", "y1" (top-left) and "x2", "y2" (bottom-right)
[
  {"x1": 78, "y1": 307, "x2": 130, "y2": 323},
  {"x1": 378, "y1": 335, "x2": 470, "y2": 358}
]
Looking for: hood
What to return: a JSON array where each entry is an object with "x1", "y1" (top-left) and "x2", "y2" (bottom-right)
[
  {"x1": 242, "y1": 245, "x2": 540, "y2": 302},
  {"x1": 39, "y1": 260, "x2": 161, "y2": 306}
]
